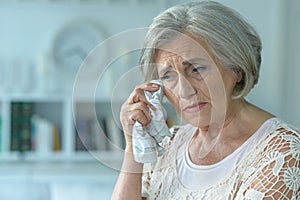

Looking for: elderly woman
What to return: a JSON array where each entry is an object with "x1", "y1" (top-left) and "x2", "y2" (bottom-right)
[{"x1": 111, "y1": 1, "x2": 300, "y2": 199}]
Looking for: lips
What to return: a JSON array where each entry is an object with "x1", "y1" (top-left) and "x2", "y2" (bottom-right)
[{"x1": 183, "y1": 102, "x2": 208, "y2": 113}]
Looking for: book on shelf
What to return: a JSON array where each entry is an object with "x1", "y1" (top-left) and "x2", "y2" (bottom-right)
[
  {"x1": 90, "y1": 117, "x2": 107, "y2": 151},
  {"x1": 10, "y1": 102, "x2": 61, "y2": 154},
  {"x1": 75, "y1": 117, "x2": 106, "y2": 151},
  {"x1": 75, "y1": 116, "x2": 125, "y2": 152},
  {"x1": 102, "y1": 116, "x2": 125, "y2": 152},
  {"x1": 53, "y1": 126, "x2": 61, "y2": 151},
  {"x1": 10, "y1": 102, "x2": 33, "y2": 152},
  {"x1": 31, "y1": 115, "x2": 61, "y2": 154}
]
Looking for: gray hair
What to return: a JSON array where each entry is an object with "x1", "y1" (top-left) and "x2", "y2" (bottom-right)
[{"x1": 140, "y1": 1, "x2": 262, "y2": 99}]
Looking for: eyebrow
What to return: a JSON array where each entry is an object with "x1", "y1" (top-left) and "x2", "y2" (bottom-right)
[
  {"x1": 182, "y1": 57, "x2": 205, "y2": 66},
  {"x1": 158, "y1": 65, "x2": 173, "y2": 76},
  {"x1": 157, "y1": 58, "x2": 205, "y2": 75}
]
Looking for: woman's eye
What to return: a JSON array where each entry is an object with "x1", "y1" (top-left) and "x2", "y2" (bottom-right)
[
  {"x1": 160, "y1": 71, "x2": 177, "y2": 81},
  {"x1": 192, "y1": 66, "x2": 207, "y2": 73},
  {"x1": 161, "y1": 74, "x2": 170, "y2": 80}
]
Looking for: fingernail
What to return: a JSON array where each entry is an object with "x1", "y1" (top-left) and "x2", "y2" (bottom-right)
[{"x1": 151, "y1": 84, "x2": 159, "y2": 88}]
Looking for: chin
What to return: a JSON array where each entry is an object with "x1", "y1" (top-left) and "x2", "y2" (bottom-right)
[{"x1": 182, "y1": 114, "x2": 210, "y2": 128}]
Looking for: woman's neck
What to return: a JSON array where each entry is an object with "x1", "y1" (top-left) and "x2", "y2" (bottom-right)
[
  {"x1": 197, "y1": 99, "x2": 274, "y2": 140},
  {"x1": 189, "y1": 99, "x2": 275, "y2": 164}
]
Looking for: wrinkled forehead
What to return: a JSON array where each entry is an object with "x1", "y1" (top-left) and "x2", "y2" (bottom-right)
[{"x1": 155, "y1": 33, "x2": 214, "y2": 64}]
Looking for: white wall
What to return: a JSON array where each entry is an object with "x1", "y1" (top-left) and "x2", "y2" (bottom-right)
[
  {"x1": 219, "y1": 0, "x2": 299, "y2": 128},
  {"x1": 0, "y1": 2, "x2": 161, "y2": 59},
  {"x1": 0, "y1": 0, "x2": 298, "y2": 125},
  {"x1": 281, "y1": 0, "x2": 300, "y2": 128},
  {"x1": 217, "y1": 0, "x2": 285, "y2": 115}
]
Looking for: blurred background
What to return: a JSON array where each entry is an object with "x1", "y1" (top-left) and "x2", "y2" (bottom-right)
[{"x1": 0, "y1": 0, "x2": 299, "y2": 199}]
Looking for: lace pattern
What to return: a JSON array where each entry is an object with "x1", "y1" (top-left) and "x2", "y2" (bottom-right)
[{"x1": 142, "y1": 123, "x2": 300, "y2": 200}]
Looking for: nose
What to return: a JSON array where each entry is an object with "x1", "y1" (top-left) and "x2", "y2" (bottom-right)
[{"x1": 177, "y1": 75, "x2": 196, "y2": 99}]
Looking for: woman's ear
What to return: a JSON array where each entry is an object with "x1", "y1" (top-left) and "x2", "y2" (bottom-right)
[{"x1": 234, "y1": 68, "x2": 243, "y2": 83}]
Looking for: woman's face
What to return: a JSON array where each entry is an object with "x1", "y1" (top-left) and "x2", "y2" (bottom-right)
[{"x1": 155, "y1": 35, "x2": 240, "y2": 129}]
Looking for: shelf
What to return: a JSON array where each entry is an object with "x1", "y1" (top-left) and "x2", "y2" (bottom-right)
[
  {"x1": 0, "y1": 150, "x2": 123, "y2": 165},
  {"x1": 0, "y1": 158, "x2": 120, "y2": 182},
  {"x1": 0, "y1": 93, "x2": 125, "y2": 165}
]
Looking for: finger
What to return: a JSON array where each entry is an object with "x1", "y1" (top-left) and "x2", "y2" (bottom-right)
[
  {"x1": 129, "y1": 102, "x2": 151, "y2": 122},
  {"x1": 130, "y1": 82, "x2": 160, "y2": 100},
  {"x1": 140, "y1": 82, "x2": 160, "y2": 92},
  {"x1": 133, "y1": 96, "x2": 140, "y2": 103},
  {"x1": 134, "y1": 101, "x2": 152, "y2": 121},
  {"x1": 129, "y1": 94, "x2": 156, "y2": 111},
  {"x1": 128, "y1": 90, "x2": 143, "y2": 104},
  {"x1": 129, "y1": 83, "x2": 160, "y2": 110},
  {"x1": 121, "y1": 101, "x2": 151, "y2": 124},
  {"x1": 129, "y1": 109, "x2": 151, "y2": 127}
]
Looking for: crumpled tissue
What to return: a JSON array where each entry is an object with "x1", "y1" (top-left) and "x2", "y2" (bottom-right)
[{"x1": 132, "y1": 80, "x2": 171, "y2": 163}]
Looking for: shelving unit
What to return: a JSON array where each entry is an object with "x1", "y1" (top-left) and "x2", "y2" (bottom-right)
[{"x1": 0, "y1": 93, "x2": 124, "y2": 166}]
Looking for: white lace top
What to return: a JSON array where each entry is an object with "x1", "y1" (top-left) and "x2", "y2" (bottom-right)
[
  {"x1": 142, "y1": 119, "x2": 300, "y2": 199},
  {"x1": 176, "y1": 118, "x2": 281, "y2": 190}
]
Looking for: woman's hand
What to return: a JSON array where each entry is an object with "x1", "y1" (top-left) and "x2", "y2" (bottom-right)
[{"x1": 120, "y1": 82, "x2": 159, "y2": 152}]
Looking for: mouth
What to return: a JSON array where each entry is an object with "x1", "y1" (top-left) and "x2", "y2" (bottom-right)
[{"x1": 183, "y1": 101, "x2": 208, "y2": 113}]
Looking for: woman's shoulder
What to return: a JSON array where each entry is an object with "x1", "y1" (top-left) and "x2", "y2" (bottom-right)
[
  {"x1": 270, "y1": 119, "x2": 299, "y2": 152},
  {"x1": 233, "y1": 119, "x2": 300, "y2": 199},
  {"x1": 248, "y1": 118, "x2": 299, "y2": 160},
  {"x1": 265, "y1": 118, "x2": 299, "y2": 143}
]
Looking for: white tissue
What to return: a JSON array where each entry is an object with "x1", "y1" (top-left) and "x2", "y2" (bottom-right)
[{"x1": 132, "y1": 80, "x2": 171, "y2": 163}]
